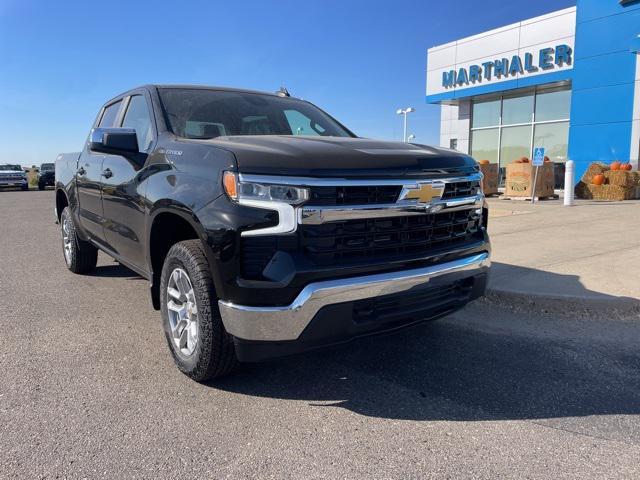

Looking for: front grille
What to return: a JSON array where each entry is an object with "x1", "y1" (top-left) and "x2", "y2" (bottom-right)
[
  {"x1": 300, "y1": 209, "x2": 482, "y2": 267},
  {"x1": 241, "y1": 209, "x2": 482, "y2": 279},
  {"x1": 441, "y1": 180, "x2": 481, "y2": 199},
  {"x1": 308, "y1": 185, "x2": 402, "y2": 206}
]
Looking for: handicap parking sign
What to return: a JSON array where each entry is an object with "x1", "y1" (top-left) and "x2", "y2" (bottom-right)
[{"x1": 533, "y1": 147, "x2": 545, "y2": 166}]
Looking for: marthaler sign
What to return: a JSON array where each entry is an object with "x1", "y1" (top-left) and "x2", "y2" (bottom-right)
[{"x1": 441, "y1": 44, "x2": 572, "y2": 88}]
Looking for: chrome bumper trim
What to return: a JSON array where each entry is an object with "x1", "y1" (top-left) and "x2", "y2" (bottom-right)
[
  {"x1": 300, "y1": 195, "x2": 483, "y2": 224},
  {"x1": 218, "y1": 252, "x2": 490, "y2": 341}
]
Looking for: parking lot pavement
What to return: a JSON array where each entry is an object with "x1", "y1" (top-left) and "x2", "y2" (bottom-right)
[{"x1": 1, "y1": 190, "x2": 640, "y2": 479}]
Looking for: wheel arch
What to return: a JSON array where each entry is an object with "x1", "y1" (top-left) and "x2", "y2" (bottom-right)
[
  {"x1": 147, "y1": 204, "x2": 209, "y2": 310},
  {"x1": 55, "y1": 188, "x2": 69, "y2": 221}
]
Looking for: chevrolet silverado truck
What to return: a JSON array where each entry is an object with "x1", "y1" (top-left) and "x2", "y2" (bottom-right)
[
  {"x1": 54, "y1": 85, "x2": 490, "y2": 381},
  {"x1": 0, "y1": 164, "x2": 28, "y2": 190}
]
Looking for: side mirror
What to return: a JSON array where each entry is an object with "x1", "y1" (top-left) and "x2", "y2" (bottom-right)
[{"x1": 90, "y1": 128, "x2": 139, "y2": 156}]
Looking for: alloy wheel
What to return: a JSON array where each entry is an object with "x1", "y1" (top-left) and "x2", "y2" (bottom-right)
[{"x1": 166, "y1": 268, "x2": 199, "y2": 357}]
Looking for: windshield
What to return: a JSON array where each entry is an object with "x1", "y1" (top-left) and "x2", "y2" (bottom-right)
[
  {"x1": 159, "y1": 88, "x2": 354, "y2": 139},
  {"x1": 40, "y1": 163, "x2": 55, "y2": 171},
  {"x1": 0, "y1": 164, "x2": 22, "y2": 171}
]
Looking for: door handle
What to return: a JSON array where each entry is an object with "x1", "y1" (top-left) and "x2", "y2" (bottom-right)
[
  {"x1": 102, "y1": 168, "x2": 113, "y2": 179},
  {"x1": 77, "y1": 167, "x2": 86, "y2": 176}
]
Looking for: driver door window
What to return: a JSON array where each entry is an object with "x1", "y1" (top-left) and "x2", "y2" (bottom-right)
[{"x1": 122, "y1": 95, "x2": 153, "y2": 151}]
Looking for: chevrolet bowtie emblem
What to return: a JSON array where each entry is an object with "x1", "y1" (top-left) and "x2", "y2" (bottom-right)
[{"x1": 402, "y1": 183, "x2": 445, "y2": 203}]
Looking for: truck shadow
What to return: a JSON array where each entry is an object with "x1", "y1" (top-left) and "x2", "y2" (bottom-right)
[
  {"x1": 87, "y1": 263, "x2": 143, "y2": 279},
  {"x1": 212, "y1": 266, "x2": 640, "y2": 423}
]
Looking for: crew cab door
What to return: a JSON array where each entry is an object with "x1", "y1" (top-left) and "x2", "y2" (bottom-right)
[
  {"x1": 100, "y1": 93, "x2": 154, "y2": 271},
  {"x1": 76, "y1": 99, "x2": 123, "y2": 243}
]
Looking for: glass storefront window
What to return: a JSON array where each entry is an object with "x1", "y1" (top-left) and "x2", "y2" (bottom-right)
[
  {"x1": 535, "y1": 89, "x2": 571, "y2": 122},
  {"x1": 533, "y1": 122, "x2": 569, "y2": 162},
  {"x1": 502, "y1": 94, "x2": 533, "y2": 125},
  {"x1": 499, "y1": 125, "x2": 532, "y2": 167},
  {"x1": 471, "y1": 129, "x2": 499, "y2": 163},
  {"x1": 472, "y1": 99, "x2": 500, "y2": 128},
  {"x1": 470, "y1": 85, "x2": 571, "y2": 179}
]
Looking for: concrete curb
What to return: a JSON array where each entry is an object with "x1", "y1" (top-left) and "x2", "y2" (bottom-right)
[{"x1": 486, "y1": 288, "x2": 640, "y2": 318}]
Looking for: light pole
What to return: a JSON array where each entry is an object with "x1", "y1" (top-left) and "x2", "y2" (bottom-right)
[
  {"x1": 396, "y1": 107, "x2": 415, "y2": 142},
  {"x1": 407, "y1": 134, "x2": 416, "y2": 143}
]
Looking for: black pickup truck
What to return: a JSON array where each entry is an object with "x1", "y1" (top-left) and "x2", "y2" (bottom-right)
[
  {"x1": 54, "y1": 85, "x2": 490, "y2": 381},
  {"x1": 38, "y1": 163, "x2": 56, "y2": 190}
]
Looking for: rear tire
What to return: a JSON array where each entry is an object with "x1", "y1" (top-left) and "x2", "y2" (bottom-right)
[
  {"x1": 160, "y1": 239, "x2": 238, "y2": 381},
  {"x1": 60, "y1": 207, "x2": 98, "y2": 274},
  {"x1": 38, "y1": 182, "x2": 45, "y2": 190}
]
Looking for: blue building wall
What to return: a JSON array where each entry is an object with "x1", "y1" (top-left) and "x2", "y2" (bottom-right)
[{"x1": 568, "y1": 0, "x2": 640, "y2": 181}]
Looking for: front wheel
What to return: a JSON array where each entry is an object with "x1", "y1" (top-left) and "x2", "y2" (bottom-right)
[
  {"x1": 160, "y1": 240, "x2": 238, "y2": 381},
  {"x1": 60, "y1": 207, "x2": 98, "y2": 274}
]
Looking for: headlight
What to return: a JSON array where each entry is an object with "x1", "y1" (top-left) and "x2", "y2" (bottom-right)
[{"x1": 223, "y1": 171, "x2": 309, "y2": 205}]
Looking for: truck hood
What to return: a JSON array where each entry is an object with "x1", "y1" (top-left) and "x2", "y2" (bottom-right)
[{"x1": 208, "y1": 136, "x2": 477, "y2": 178}]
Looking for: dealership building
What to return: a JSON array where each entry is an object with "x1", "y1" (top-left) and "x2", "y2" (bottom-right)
[{"x1": 426, "y1": 0, "x2": 640, "y2": 185}]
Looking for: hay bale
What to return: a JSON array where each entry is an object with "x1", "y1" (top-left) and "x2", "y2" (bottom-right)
[
  {"x1": 581, "y1": 162, "x2": 608, "y2": 184},
  {"x1": 604, "y1": 170, "x2": 634, "y2": 187},
  {"x1": 582, "y1": 184, "x2": 634, "y2": 201}
]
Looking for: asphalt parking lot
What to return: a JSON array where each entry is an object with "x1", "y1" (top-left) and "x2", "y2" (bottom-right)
[{"x1": 1, "y1": 190, "x2": 640, "y2": 479}]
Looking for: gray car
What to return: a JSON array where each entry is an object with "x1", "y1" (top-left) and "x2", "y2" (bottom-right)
[{"x1": 0, "y1": 164, "x2": 28, "y2": 191}]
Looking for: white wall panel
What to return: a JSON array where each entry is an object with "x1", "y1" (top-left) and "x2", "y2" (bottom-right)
[
  {"x1": 519, "y1": 9, "x2": 576, "y2": 48},
  {"x1": 427, "y1": 45, "x2": 457, "y2": 71},
  {"x1": 456, "y1": 138, "x2": 469, "y2": 154},
  {"x1": 455, "y1": 27, "x2": 520, "y2": 64}
]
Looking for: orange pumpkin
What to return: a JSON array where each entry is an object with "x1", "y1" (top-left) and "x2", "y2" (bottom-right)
[
  {"x1": 591, "y1": 174, "x2": 605, "y2": 186},
  {"x1": 621, "y1": 163, "x2": 632, "y2": 171},
  {"x1": 610, "y1": 161, "x2": 621, "y2": 171},
  {"x1": 520, "y1": 157, "x2": 530, "y2": 163},
  {"x1": 478, "y1": 159, "x2": 491, "y2": 165}
]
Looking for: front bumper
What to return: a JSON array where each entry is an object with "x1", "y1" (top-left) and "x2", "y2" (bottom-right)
[
  {"x1": 219, "y1": 252, "x2": 489, "y2": 346},
  {"x1": 0, "y1": 179, "x2": 27, "y2": 187}
]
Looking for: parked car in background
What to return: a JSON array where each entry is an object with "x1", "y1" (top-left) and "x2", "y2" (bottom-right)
[
  {"x1": 0, "y1": 164, "x2": 28, "y2": 191},
  {"x1": 38, "y1": 163, "x2": 55, "y2": 190}
]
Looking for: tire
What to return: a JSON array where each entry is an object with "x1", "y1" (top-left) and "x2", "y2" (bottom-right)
[
  {"x1": 60, "y1": 207, "x2": 98, "y2": 274},
  {"x1": 21, "y1": 184, "x2": 28, "y2": 191},
  {"x1": 38, "y1": 183, "x2": 45, "y2": 190},
  {"x1": 160, "y1": 239, "x2": 238, "y2": 381}
]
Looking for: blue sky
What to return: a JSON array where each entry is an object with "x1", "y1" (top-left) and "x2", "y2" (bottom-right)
[{"x1": 0, "y1": 0, "x2": 575, "y2": 167}]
